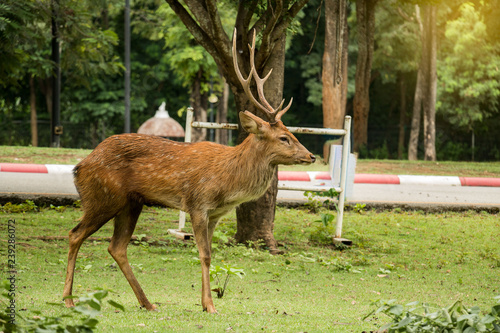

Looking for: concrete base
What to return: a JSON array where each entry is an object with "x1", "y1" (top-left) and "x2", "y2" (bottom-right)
[
  {"x1": 333, "y1": 237, "x2": 352, "y2": 246},
  {"x1": 167, "y1": 229, "x2": 193, "y2": 240}
]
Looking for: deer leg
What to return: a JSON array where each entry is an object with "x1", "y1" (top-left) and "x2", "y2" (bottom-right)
[
  {"x1": 63, "y1": 211, "x2": 114, "y2": 307},
  {"x1": 107, "y1": 202, "x2": 156, "y2": 310},
  {"x1": 191, "y1": 212, "x2": 216, "y2": 313}
]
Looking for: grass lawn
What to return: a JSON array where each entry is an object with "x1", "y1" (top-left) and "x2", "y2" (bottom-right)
[
  {"x1": 1, "y1": 145, "x2": 500, "y2": 177},
  {"x1": 1, "y1": 204, "x2": 499, "y2": 332}
]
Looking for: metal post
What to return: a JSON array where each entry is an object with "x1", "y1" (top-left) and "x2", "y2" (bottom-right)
[
  {"x1": 179, "y1": 107, "x2": 194, "y2": 229},
  {"x1": 168, "y1": 107, "x2": 195, "y2": 239},
  {"x1": 124, "y1": 0, "x2": 131, "y2": 133},
  {"x1": 185, "y1": 107, "x2": 193, "y2": 143},
  {"x1": 334, "y1": 115, "x2": 351, "y2": 242}
]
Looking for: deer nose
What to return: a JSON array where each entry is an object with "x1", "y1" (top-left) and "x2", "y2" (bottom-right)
[{"x1": 310, "y1": 154, "x2": 316, "y2": 163}]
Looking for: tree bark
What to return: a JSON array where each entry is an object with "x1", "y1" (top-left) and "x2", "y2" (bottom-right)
[
  {"x1": 29, "y1": 76, "x2": 38, "y2": 147},
  {"x1": 322, "y1": 0, "x2": 348, "y2": 159},
  {"x1": 353, "y1": 0, "x2": 376, "y2": 153},
  {"x1": 190, "y1": 69, "x2": 208, "y2": 142}
]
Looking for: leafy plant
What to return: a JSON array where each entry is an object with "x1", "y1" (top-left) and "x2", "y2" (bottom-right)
[
  {"x1": 0, "y1": 281, "x2": 124, "y2": 333},
  {"x1": 365, "y1": 297, "x2": 500, "y2": 333},
  {"x1": 209, "y1": 264, "x2": 245, "y2": 299},
  {"x1": 1, "y1": 200, "x2": 38, "y2": 213},
  {"x1": 353, "y1": 203, "x2": 366, "y2": 214}
]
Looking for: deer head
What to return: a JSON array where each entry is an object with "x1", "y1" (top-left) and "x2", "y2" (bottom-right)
[{"x1": 232, "y1": 29, "x2": 316, "y2": 166}]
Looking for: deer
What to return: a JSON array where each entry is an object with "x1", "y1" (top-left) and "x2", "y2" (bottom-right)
[{"x1": 62, "y1": 30, "x2": 315, "y2": 314}]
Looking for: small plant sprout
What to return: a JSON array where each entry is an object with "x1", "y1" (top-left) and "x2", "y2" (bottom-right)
[{"x1": 209, "y1": 264, "x2": 245, "y2": 299}]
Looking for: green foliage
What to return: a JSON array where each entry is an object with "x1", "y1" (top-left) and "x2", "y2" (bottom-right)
[
  {"x1": 437, "y1": 3, "x2": 500, "y2": 130},
  {"x1": 0, "y1": 200, "x2": 38, "y2": 213},
  {"x1": 209, "y1": 264, "x2": 245, "y2": 299},
  {"x1": 0, "y1": 282, "x2": 124, "y2": 333},
  {"x1": 373, "y1": 1, "x2": 420, "y2": 81},
  {"x1": 366, "y1": 297, "x2": 500, "y2": 333}
]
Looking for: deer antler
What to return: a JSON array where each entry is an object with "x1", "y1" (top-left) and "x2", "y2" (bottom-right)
[{"x1": 232, "y1": 29, "x2": 292, "y2": 124}]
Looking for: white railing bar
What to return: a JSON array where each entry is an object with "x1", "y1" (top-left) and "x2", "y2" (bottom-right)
[{"x1": 192, "y1": 121, "x2": 347, "y2": 136}]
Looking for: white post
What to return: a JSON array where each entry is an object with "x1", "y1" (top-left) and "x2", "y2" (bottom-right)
[
  {"x1": 335, "y1": 116, "x2": 351, "y2": 239},
  {"x1": 178, "y1": 107, "x2": 194, "y2": 231}
]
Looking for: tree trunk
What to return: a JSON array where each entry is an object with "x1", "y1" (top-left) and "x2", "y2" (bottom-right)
[
  {"x1": 422, "y1": 5, "x2": 437, "y2": 161},
  {"x1": 353, "y1": 0, "x2": 376, "y2": 153},
  {"x1": 234, "y1": 34, "x2": 287, "y2": 254},
  {"x1": 408, "y1": 4, "x2": 437, "y2": 161},
  {"x1": 29, "y1": 76, "x2": 38, "y2": 147},
  {"x1": 216, "y1": 78, "x2": 229, "y2": 145},
  {"x1": 190, "y1": 70, "x2": 208, "y2": 142},
  {"x1": 397, "y1": 74, "x2": 406, "y2": 159},
  {"x1": 322, "y1": 0, "x2": 348, "y2": 160}
]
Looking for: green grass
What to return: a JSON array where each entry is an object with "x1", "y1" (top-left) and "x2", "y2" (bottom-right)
[
  {"x1": 2, "y1": 145, "x2": 499, "y2": 177},
  {"x1": 1, "y1": 204, "x2": 499, "y2": 332},
  {"x1": 0, "y1": 146, "x2": 91, "y2": 165}
]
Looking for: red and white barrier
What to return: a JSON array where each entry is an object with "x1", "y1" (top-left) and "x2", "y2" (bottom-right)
[{"x1": 1, "y1": 163, "x2": 499, "y2": 187}]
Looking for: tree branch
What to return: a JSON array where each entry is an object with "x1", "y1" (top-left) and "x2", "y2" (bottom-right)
[
  {"x1": 164, "y1": 0, "x2": 230, "y2": 79},
  {"x1": 183, "y1": 0, "x2": 211, "y2": 33},
  {"x1": 205, "y1": 0, "x2": 231, "y2": 64}
]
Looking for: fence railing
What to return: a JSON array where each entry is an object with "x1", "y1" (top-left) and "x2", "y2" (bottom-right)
[{"x1": 168, "y1": 107, "x2": 353, "y2": 244}]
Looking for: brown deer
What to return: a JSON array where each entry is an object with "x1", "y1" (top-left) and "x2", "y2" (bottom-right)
[{"x1": 62, "y1": 30, "x2": 315, "y2": 313}]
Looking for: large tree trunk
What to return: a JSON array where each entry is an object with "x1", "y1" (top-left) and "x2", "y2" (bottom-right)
[
  {"x1": 322, "y1": 0, "x2": 348, "y2": 159},
  {"x1": 353, "y1": 0, "x2": 377, "y2": 153},
  {"x1": 190, "y1": 70, "x2": 208, "y2": 142},
  {"x1": 30, "y1": 76, "x2": 38, "y2": 147},
  {"x1": 408, "y1": 4, "x2": 437, "y2": 161},
  {"x1": 234, "y1": 34, "x2": 287, "y2": 254}
]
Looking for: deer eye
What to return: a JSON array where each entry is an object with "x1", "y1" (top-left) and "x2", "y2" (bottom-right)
[{"x1": 279, "y1": 136, "x2": 290, "y2": 144}]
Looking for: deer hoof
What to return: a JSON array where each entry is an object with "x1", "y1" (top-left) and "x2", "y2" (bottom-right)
[
  {"x1": 64, "y1": 299, "x2": 75, "y2": 308},
  {"x1": 203, "y1": 305, "x2": 217, "y2": 314}
]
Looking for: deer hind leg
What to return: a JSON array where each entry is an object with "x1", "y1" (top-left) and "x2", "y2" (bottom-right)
[
  {"x1": 63, "y1": 210, "x2": 115, "y2": 307},
  {"x1": 107, "y1": 201, "x2": 156, "y2": 310},
  {"x1": 191, "y1": 212, "x2": 218, "y2": 313}
]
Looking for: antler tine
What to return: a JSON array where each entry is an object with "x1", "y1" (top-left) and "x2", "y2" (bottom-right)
[
  {"x1": 275, "y1": 98, "x2": 293, "y2": 122},
  {"x1": 232, "y1": 29, "x2": 268, "y2": 116}
]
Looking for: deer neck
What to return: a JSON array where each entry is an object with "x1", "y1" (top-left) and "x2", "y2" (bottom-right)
[{"x1": 231, "y1": 134, "x2": 276, "y2": 192}]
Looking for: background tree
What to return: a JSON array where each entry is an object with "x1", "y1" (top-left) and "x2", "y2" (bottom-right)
[
  {"x1": 437, "y1": 2, "x2": 500, "y2": 148},
  {"x1": 407, "y1": 3, "x2": 437, "y2": 161},
  {"x1": 322, "y1": 0, "x2": 349, "y2": 159},
  {"x1": 371, "y1": 0, "x2": 420, "y2": 159},
  {"x1": 352, "y1": 0, "x2": 377, "y2": 152}
]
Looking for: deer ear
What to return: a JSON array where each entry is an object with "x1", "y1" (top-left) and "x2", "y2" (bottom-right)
[{"x1": 239, "y1": 111, "x2": 268, "y2": 134}]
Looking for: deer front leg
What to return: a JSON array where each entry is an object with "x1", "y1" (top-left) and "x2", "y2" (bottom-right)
[{"x1": 191, "y1": 212, "x2": 216, "y2": 313}]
